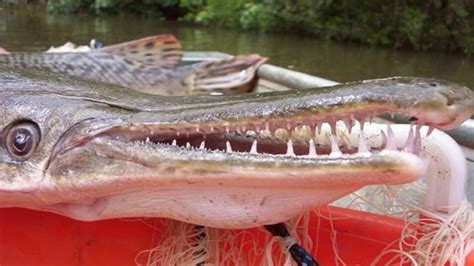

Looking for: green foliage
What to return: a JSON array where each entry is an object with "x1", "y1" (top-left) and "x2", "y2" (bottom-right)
[
  {"x1": 42, "y1": 0, "x2": 474, "y2": 54},
  {"x1": 188, "y1": 0, "x2": 245, "y2": 26},
  {"x1": 46, "y1": 0, "x2": 93, "y2": 13},
  {"x1": 238, "y1": 2, "x2": 282, "y2": 31},
  {"x1": 399, "y1": 7, "x2": 428, "y2": 50},
  {"x1": 46, "y1": 0, "x2": 170, "y2": 15}
]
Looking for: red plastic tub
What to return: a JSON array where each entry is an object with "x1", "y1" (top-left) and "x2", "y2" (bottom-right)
[{"x1": 0, "y1": 206, "x2": 471, "y2": 265}]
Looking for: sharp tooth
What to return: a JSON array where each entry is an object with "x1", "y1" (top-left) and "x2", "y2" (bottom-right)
[
  {"x1": 250, "y1": 140, "x2": 258, "y2": 154},
  {"x1": 286, "y1": 140, "x2": 295, "y2": 156},
  {"x1": 403, "y1": 126, "x2": 415, "y2": 152},
  {"x1": 246, "y1": 130, "x2": 256, "y2": 137},
  {"x1": 292, "y1": 126, "x2": 309, "y2": 142},
  {"x1": 265, "y1": 121, "x2": 270, "y2": 131},
  {"x1": 259, "y1": 129, "x2": 272, "y2": 138},
  {"x1": 196, "y1": 127, "x2": 200, "y2": 132},
  {"x1": 359, "y1": 119, "x2": 365, "y2": 131},
  {"x1": 242, "y1": 125, "x2": 246, "y2": 132},
  {"x1": 329, "y1": 135, "x2": 342, "y2": 157},
  {"x1": 275, "y1": 128, "x2": 289, "y2": 142},
  {"x1": 330, "y1": 122, "x2": 337, "y2": 135},
  {"x1": 286, "y1": 122, "x2": 292, "y2": 131},
  {"x1": 426, "y1": 126, "x2": 435, "y2": 137},
  {"x1": 385, "y1": 125, "x2": 397, "y2": 150},
  {"x1": 210, "y1": 126, "x2": 214, "y2": 132},
  {"x1": 414, "y1": 127, "x2": 422, "y2": 154},
  {"x1": 317, "y1": 122, "x2": 322, "y2": 135},
  {"x1": 344, "y1": 119, "x2": 353, "y2": 134},
  {"x1": 350, "y1": 113, "x2": 356, "y2": 122},
  {"x1": 172, "y1": 139, "x2": 177, "y2": 146},
  {"x1": 225, "y1": 126, "x2": 229, "y2": 133},
  {"x1": 226, "y1": 141, "x2": 233, "y2": 153},
  {"x1": 381, "y1": 130, "x2": 387, "y2": 148},
  {"x1": 176, "y1": 131, "x2": 180, "y2": 136},
  {"x1": 301, "y1": 125, "x2": 312, "y2": 141},
  {"x1": 308, "y1": 138, "x2": 317, "y2": 157},
  {"x1": 199, "y1": 141, "x2": 205, "y2": 149},
  {"x1": 186, "y1": 142, "x2": 191, "y2": 149},
  {"x1": 145, "y1": 137, "x2": 150, "y2": 143},
  {"x1": 358, "y1": 132, "x2": 370, "y2": 153}
]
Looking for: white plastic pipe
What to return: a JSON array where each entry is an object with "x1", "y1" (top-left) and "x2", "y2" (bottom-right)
[{"x1": 332, "y1": 122, "x2": 467, "y2": 214}]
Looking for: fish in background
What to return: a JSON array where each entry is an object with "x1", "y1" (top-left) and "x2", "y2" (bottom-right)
[{"x1": 0, "y1": 35, "x2": 267, "y2": 95}]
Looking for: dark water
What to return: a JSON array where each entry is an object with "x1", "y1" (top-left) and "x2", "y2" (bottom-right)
[{"x1": 1, "y1": 5, "x2": 474, "y2": 88}]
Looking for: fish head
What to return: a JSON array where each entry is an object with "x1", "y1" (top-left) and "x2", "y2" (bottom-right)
[{"x1": 0, "y1": 80, "x2": 119, "y2": 203}]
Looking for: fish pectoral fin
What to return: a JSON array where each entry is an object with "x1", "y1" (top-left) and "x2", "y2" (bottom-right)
[
  {"x1": 98, "y1": 34, "x2": 183, "y2": 69},
  {"x1": 189, "y1": 54, "x2": 268, "y2": 95}
]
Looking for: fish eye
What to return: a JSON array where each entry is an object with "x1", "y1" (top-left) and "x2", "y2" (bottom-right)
[{"x1": 4, "y1": 121, "x2": 41, "y2": 161}]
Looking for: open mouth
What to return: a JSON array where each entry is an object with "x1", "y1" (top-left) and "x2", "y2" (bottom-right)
[{"x1": 103, "y1": 112, "x2": 426, "y2": 160}]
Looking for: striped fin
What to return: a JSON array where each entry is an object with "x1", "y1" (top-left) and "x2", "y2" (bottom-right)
[
  {"x1": 98, "y1": 34, "x2": 182, "y2": 69},
  {"x1": 189, "y1": 54, "x2": 268, "y2": 94}
]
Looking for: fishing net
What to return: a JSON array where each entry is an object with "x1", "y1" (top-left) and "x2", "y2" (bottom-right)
[{"x1": 337, "y1": 183, "x2": 474, "y2": 265}]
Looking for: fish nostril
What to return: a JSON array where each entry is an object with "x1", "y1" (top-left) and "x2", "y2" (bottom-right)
[{"x1": 436, "y1": 91, "x2": 456, "y2": 107}]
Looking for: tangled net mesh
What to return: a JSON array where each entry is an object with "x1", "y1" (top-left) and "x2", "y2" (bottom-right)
[
  {"x1": 339, "y1": 181, "x2": 474, "y2": 265},
  {"x1": 135, "y1": 180, "x2": 474, "y2": 265}
]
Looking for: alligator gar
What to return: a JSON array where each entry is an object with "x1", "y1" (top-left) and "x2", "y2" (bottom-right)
[
  {"x1": 1, "y1": 34, "x2": 183, "y2": 68},
  {"x1": 0, "y1": 35, "x2": 267, "y2": 96},
  {"x1": 0, "y1": 69, "x2": 473, "y2": 229}
]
